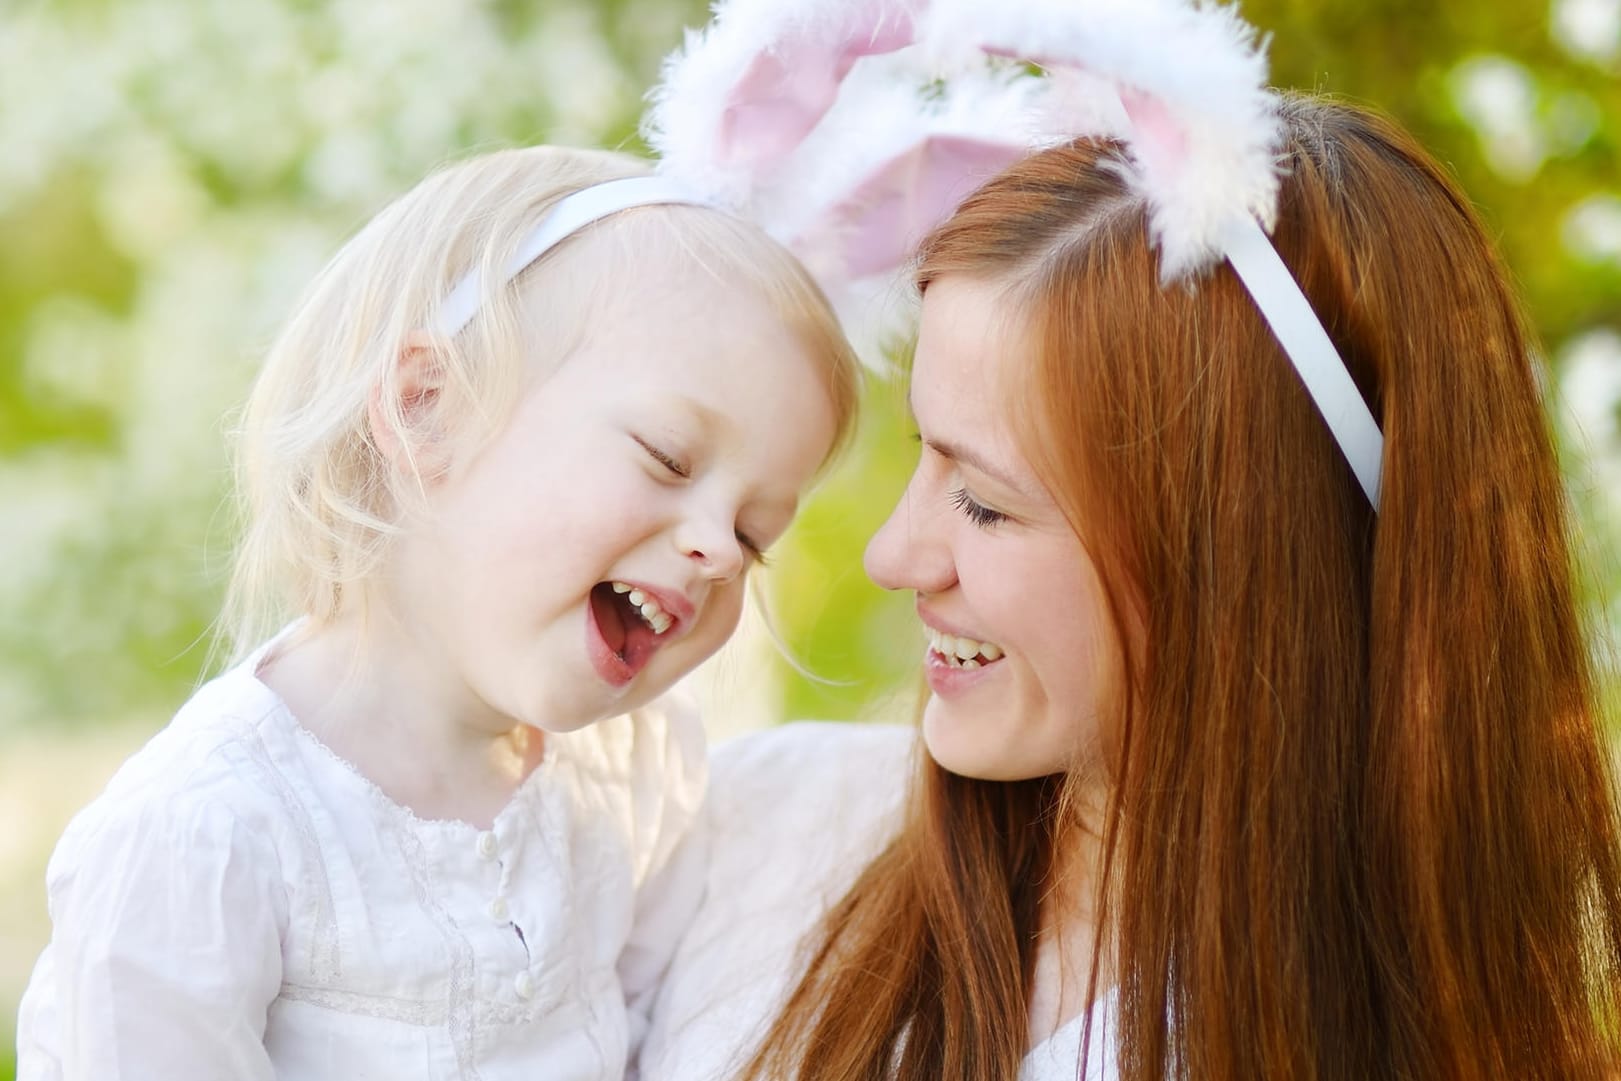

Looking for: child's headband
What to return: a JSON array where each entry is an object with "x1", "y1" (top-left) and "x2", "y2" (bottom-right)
[
  {"x1": 433, "y1": 175, "x2": 713, "y2": 339},
  {"x1": 436, "y1": 0, "x2": 1383, "y2": 509}
]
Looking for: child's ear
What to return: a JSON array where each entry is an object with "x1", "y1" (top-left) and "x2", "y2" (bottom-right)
[{"x1": 368, "y1": 330, "x2": 453, "y2": 478}]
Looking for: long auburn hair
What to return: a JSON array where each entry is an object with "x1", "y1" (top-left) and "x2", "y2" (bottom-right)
[{"x1": 744, "y1": 95, "x2": 1621, "y2": 1080}]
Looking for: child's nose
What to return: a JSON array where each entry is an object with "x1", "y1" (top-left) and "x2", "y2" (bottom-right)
[{"x1": 677, "y1": 512, "x2": 745, "y2": 583}]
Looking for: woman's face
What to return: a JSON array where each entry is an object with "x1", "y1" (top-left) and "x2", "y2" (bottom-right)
[{"x1": 865, "y1": 275, "x2": 1123, "y2": 781}]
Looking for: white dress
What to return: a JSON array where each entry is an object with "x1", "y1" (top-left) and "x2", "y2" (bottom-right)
[
  {"x1": 16, "y1": 648, "x2": 707, "y2": 1081},
  {"x1": 636, "y1": 721, "x2": 1117, "y2": 1081}
]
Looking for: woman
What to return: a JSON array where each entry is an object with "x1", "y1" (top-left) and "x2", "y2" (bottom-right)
[{"x1": 636, "y1": 93, "x2": 1621, "y2": 1080}]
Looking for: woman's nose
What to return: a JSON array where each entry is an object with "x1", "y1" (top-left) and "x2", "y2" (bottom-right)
[{"x1": 864, "y1": 472, "x2": 955, "y2": 595}]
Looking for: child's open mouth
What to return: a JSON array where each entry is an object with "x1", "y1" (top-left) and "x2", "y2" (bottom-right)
[{"x1": 586, "y1": 580, "x2": 678, "y2": 687}]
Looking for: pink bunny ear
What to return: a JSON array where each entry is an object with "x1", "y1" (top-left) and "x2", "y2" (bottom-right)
[
  {"x1": 802, "y1": 134, "x2": 1027, "y2": 278},
  {"x1": 719, "y1": 9, "x2": 918, "y2": 172},
  {"x1": 648, "y1": 0, "x2": 923, "y2": 203},
  {"x1": 1115, "y1": 87, "x2": 1188, "y2": 187}
]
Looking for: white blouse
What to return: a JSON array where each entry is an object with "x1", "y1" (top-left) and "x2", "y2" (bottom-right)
[
  {"x1": 636, "y1": 721, "x2": 1117, "y2": 1081},
  {"x1": 17, "y1": 651, "x2": 707, "y2": 1081}
]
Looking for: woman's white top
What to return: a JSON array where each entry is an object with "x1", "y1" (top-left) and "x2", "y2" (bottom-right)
[
  {"x1": 16, "y1": 650, "x2": 707, "y2": 1081},
  {"x1": 636, "y1": 721, "x2": 1117, "y2": 1081}
]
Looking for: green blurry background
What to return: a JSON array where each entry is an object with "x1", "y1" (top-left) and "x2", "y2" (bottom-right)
[{"x1": 1, "y1": 0, "x2": 1618, "y2": 1071}]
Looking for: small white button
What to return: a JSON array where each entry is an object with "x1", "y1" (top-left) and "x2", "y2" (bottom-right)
[
  {"x1": 476, "y1": 831, "x2": 497, "y2": 859},
  {"x1": 514, "y1": 970, "x2": 535, "y2": 1000},
  {"x1": 489, "y1": 897, "x2": 509, "y2": 923}
]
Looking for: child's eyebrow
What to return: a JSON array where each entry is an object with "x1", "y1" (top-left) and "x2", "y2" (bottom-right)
[{"x1": 663, "y1": 394, "x2": 727, "y2": 433}]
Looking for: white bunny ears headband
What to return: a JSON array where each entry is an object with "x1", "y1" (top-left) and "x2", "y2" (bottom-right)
[{"x1": 436, "y1": 0, "x2": 1385, "y2": 509}]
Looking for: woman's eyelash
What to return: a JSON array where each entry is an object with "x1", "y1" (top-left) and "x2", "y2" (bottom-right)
[
  {"x1": 950, "y1": 488, "x2": 1006, "y2": 528},
  {"x1": 634, "y1": 436, "x2": 690, "y2": 478}
]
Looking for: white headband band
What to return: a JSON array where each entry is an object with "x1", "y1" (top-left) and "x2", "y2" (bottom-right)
[
  {"x1": 1220, "y1": 214, "x2": 1384, "y2": 508},
  {"x1": 433, "y1": 175, "x2": 715, "y2": 339}
]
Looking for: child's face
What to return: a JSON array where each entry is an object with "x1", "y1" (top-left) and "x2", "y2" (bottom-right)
[{"x1": 394, "y1": 273, "x2": 840, "y2": 734}]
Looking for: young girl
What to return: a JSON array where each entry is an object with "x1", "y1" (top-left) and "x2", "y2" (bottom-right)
[{"x1": 15, "y1": 144, "x2": 859, "y2": 1079}]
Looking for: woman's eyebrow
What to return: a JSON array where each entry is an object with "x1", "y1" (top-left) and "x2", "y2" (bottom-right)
[
  {"x1": 923, "y1": 436, "x2": 1036, "y2": 499},
  {"x1": 908, "y1": 388, "x2": 1038, "y2": 498}
]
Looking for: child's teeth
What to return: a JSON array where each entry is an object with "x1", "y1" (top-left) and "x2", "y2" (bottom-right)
[
  {"x1": 610, "y1": 582, "x2": 675, "y2": 636},
  {"x1": 953, "y1": 638, "x2": 981, "y2": 661},
  {"x1": 981, "y1": 643, "x2": 1003, "y2": 662}
]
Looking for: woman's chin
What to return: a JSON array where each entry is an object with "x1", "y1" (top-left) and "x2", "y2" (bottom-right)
[{"x1": 921, "y1": 703, "x2": 1055, "y2": 782}]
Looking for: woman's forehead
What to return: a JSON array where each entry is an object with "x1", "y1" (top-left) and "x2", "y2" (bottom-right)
[
  {"x1": 912, "y1": 278, "x2": 1039, "y2": 482},
  {"x1": 913, "y1": 279, "x2": 1028, "y2": 412}
]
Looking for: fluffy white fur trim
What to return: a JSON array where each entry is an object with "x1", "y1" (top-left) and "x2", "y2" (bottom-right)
[
  {"x1": 924, "y1": 0, "x2": 1282, "y2": 280},
  {"x1": 645, "y1": 0, "x2": 1284, "y2": 359}
]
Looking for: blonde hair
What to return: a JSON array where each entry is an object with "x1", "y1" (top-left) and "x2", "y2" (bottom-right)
[{"x1": 220, "y1": 144, "x2": 860, "y2": 665}]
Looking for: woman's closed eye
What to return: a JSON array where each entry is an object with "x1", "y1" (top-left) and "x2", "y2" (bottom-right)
[{"x1": 950, "y1": 487, "x2": 1007, "y2": 529}]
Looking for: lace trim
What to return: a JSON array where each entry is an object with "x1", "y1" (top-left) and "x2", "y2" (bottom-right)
[
  {"x1": 387, "y1": 814, "x2": 485, "y2": 1078},
  {"x1": 239, "y1": 720, "x2": 342, "y2": 982},
  {"x1": 277, "y1": 696, "x2": 560, "y2": 837},
  {"x1": 279, "y1": 982, "x2": 447, "y2": 1026}
]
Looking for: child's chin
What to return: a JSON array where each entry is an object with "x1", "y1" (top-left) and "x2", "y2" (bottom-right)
[
  {"x1": 520, "y1": 684, "x2": 651, "y2": 734},
  {"x1": 589, "y1": 673, "x2": 673, "y2": 722},
  {"x1": 610, "y1": 678, "x2": 671, "y2": 715}
]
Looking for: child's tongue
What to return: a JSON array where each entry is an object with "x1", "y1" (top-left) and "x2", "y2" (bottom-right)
[{"x1": 590, "y1": 583, "x2": 628, "y2": 654}]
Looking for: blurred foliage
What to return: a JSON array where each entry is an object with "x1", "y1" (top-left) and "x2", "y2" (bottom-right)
[{"x1": 0, "y1": 0, "x2": 1617, "y2": 735}]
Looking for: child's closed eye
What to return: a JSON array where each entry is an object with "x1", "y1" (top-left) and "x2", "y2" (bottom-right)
[
  {"x1": 737, "y1": 530, "x2": 769, "y2": 567},
  {"x1": 633, "y1": 435, "x2": 691, "y2": 479},
  {"x1": 636, "y1": 433, "x2": 773, "y2": 566}
]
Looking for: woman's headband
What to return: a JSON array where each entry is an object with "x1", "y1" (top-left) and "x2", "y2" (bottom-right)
[
  {"x1": 648, "y1": 0, "x2": 1385, "y2": 509},
  {"x1": 437, "y1": 0, "x2": 1384, "y2": 508}
]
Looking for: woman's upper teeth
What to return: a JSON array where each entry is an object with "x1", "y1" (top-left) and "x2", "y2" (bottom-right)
[
  {"x1": 926, "y1": 627, "x2": 1004, "y2": 667},
  {"x1": 611, "y1": 581, "x2": 674, "y2": 635}
]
